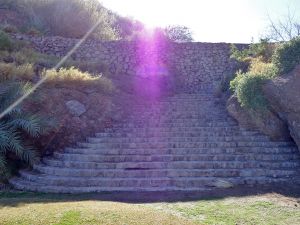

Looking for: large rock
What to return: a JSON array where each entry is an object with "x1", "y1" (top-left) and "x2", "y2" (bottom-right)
[
  {"x1": 65, "y1": 100, "x2": 86, "y2": 117},
  {"x1": 226, "y1": 95, "x2": 290, "y2": 141},
  {"x1": 263, "y1": 65, "x2": 300, "y2": 149}
]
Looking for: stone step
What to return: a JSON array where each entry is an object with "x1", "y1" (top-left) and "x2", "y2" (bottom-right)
[
  {"x1": 103, "y1": 126, "x2": 242, "y2": 132},
  {"x1": 77, "y1": 141, "x2": 293, "y2": 149},
  {"x1": 95, "y1": 130, "x2": 262, "y2": 138},
  {"x1": 111, "y1": 121, "x2": 238, "y2": 128},
  {"x1": 64, "y1": 146, "x2": 299, "y2": 155},
  {"x1": 9, "y1": 178, "x2": 212, "y2": 193},
  {"x1": 126, "y1": 116, "x2": 233, "y2": 121},
  {"x1": 86, "y1": 136, "x2": 270, "y2": 143},
  {"x1": 42, "y1": 159, "x2": 300, "y2": 170},
  {"x1": 34, "y1": 165, "x2": 298, "y2": 178},
  {"x1": 130, "y1": 107, "x2": 227, "y2": 112},
  {"x1": 17, "y1": 170, "x2": 298, "y2": 188},
  {"x1": 11, "y1": 175, "x2": 300, "y2": 193},
  {"x1": 53, "y1": 152, "x2": 300, "y2": 163}
]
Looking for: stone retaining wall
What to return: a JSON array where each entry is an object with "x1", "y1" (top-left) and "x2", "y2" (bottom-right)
[{"x1": 12, "y1": 34, "x2": 244, "y2": 92}]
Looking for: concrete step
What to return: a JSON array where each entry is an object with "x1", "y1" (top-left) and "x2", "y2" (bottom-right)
[
  {"x1": 102, "y1": 126, "x2": 246, "y2": 133},
  {"x1": 86, "y1": 136, "x2": 270, "y2": 143},
  {"x1": 17, "y1": 170, "x2": 298, "y2": 188},
  {"x1": 111, "y1": 122, "x2": 238, "y2": 128},
  {"x1": 95, "y1": 130, "x2": 262, "y2": 138},
  {"x1": 34, "y1": 165, "x2": 298, "y2": 178},
  {"x1": 64, "y1": 146, "x2": 299, "y2": 155},
  {"x1": 42, "y1": 159, "x2": 300, "y2": 170},
  {"x1": 77, "y1": 141, "x2": 294, "y2": 149},
  {"x1": 53, "y1": 152, "x2": 300, "y2": 163},
  {"x1": 9, "y1": 178, "x2": 211, "y2": 193}
]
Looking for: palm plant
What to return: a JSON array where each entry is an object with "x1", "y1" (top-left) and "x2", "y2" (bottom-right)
[{"x1": 0, "y1": 81, "x2": 54, "y2": 180}]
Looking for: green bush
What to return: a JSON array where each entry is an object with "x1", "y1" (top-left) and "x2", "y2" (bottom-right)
[
  {"x1": 231, "y1": 39, "x2": 275, "y2": 63},
  {"x1": 235, "y1": 73, "x2": 268, "y2": 109},
  {"x1": 0, "y1": 81, "x2": 55, "y2": 181},
  {"x1": 230, "y1": 61, "x2": 278, "y2": 110},
  {"x1": 272, "y1": 37, "x2": 300, "y2": 74},
  {"x1": 0, "y1": 31, "x2": 14, "y2": 51}
]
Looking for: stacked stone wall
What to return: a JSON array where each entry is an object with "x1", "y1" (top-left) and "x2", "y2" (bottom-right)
[{"x1": 12, "y1": 34, "x2": 244, "y2": 92}]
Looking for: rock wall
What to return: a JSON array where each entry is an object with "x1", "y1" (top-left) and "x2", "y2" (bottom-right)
[
  {"x1": 11, "y1": 34, "x2": 242, "y2": 92},
  {"x1": 263, "y1": 65, "x2": 300, "y2": 149}
]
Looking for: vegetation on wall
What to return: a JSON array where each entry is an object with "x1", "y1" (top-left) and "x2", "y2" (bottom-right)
[
  {"x1": 230, "y1": 34, "x2": 300, "y2": 111},
  {"x1": 272, "y1": 37, "x2": 300, "y2": 74},
  {"x1": 230, "y1": 40, "x2": 278, "y2": 110}
]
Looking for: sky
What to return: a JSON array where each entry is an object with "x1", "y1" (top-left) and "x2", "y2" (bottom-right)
[{"x1": 100, "y1": 0, "x2": 300, "y2": 43}]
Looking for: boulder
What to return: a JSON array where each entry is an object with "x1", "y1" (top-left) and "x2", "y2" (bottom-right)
[
  {"x1": 263, "y1": 65, "x2": 300, "y2": 149},
  {"x1": 65, "y1": 100, "x2": 86, "y2": 117},
  {"x1": 226, "y1": 95, "x2": 290, "y2": 141}
]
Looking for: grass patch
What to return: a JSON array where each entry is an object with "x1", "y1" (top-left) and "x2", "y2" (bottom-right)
[
  {"x1": 54, "y1": 210, "x2": 81, "y2": 225},
  {"x1": 0, "y1": 192, "x2": 299, "y2": 225}
]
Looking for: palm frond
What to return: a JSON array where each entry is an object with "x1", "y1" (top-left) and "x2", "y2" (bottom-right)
[
  {"x1": 0, "y1": 153, "x2": 7, "y2": 170},
  {"x1": 0, "y1": 81, "x2": 34, "y2": 113},
  {"x1": 21, "y1": 145, "x2": 39, "y2": 165},
  {"x1": 7, "y1": 113, "x2": 42, "y2": 138},
  {"x1": 0, "y1": 122, "x2": 16, "y2": 152}
]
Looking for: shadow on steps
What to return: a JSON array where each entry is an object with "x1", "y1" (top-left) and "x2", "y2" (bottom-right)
[{"x1": 1, "y1": 183, "x2": 300, "y2": 206}]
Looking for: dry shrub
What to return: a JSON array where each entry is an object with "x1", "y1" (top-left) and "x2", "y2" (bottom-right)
[
  {"x1": 42, "y1": 67, "x2": 114, "y2": 94},
  {"x1": 0, "y1": 62, "x2": 34, "y2": 81}
]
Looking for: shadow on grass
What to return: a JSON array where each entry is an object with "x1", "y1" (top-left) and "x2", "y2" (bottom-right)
[{"x1": 0, "y1": 184, "x2": 300, "y2": 207}]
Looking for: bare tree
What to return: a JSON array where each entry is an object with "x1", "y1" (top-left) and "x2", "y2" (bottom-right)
[
  {"x1": 266, "y1": 8, "x2": 300, "y2": 42},
  {"x1": 164, "y1": 25, "x2": 193, "y2": 42}
]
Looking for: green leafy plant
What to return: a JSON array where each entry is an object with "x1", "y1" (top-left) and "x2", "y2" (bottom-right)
[
  {"x1": 230, "y1": 60, "x2": 278, "y2": 110},
  {"x1": 0, "y1": 81, "x2": 54, "y2": 181},
  {"x1": 0, "y1": 31, "x2": 14, "y2": 51},
  {"x1": 272, "y1": 36, "x2": 300, "y2": 74}
]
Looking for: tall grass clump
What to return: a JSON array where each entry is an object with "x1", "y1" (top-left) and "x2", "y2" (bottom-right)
[{"x1": 42, "y1": 67, "x2": 114, "y2": 94}]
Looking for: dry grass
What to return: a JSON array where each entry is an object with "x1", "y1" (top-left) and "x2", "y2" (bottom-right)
[
  {"x1": 42, "y1": 67, "x2": 115, "y2": 94},
  {"x1": 0, "y1": 197, "x2": 195, "y2": 225},
  {"x1": 0, "y1": 62, "x2": 34, "y2": 81}
]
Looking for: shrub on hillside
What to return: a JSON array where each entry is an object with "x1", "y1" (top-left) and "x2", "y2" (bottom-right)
[
  {"x1": 20, "y1": 0, "x2": 119, "y2": 40},
  {"x1": 42, "y1": 67, "x2": 114, "y2": 94},
  {"x1": 230, "y1": 60, "x2": 278, "y2": 109},
  {"x1": 272, "y1": 37, "x2": 300, "y2": 74}
]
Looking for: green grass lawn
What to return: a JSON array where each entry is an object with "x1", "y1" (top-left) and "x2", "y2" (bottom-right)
[{"x1": 0, "y1": 191, "x2": 299, "y2": 225}]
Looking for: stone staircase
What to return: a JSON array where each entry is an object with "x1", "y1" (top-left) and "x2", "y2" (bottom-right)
[{"x1": 10, "y1": 92, "x2": 300, "y2": 193}]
